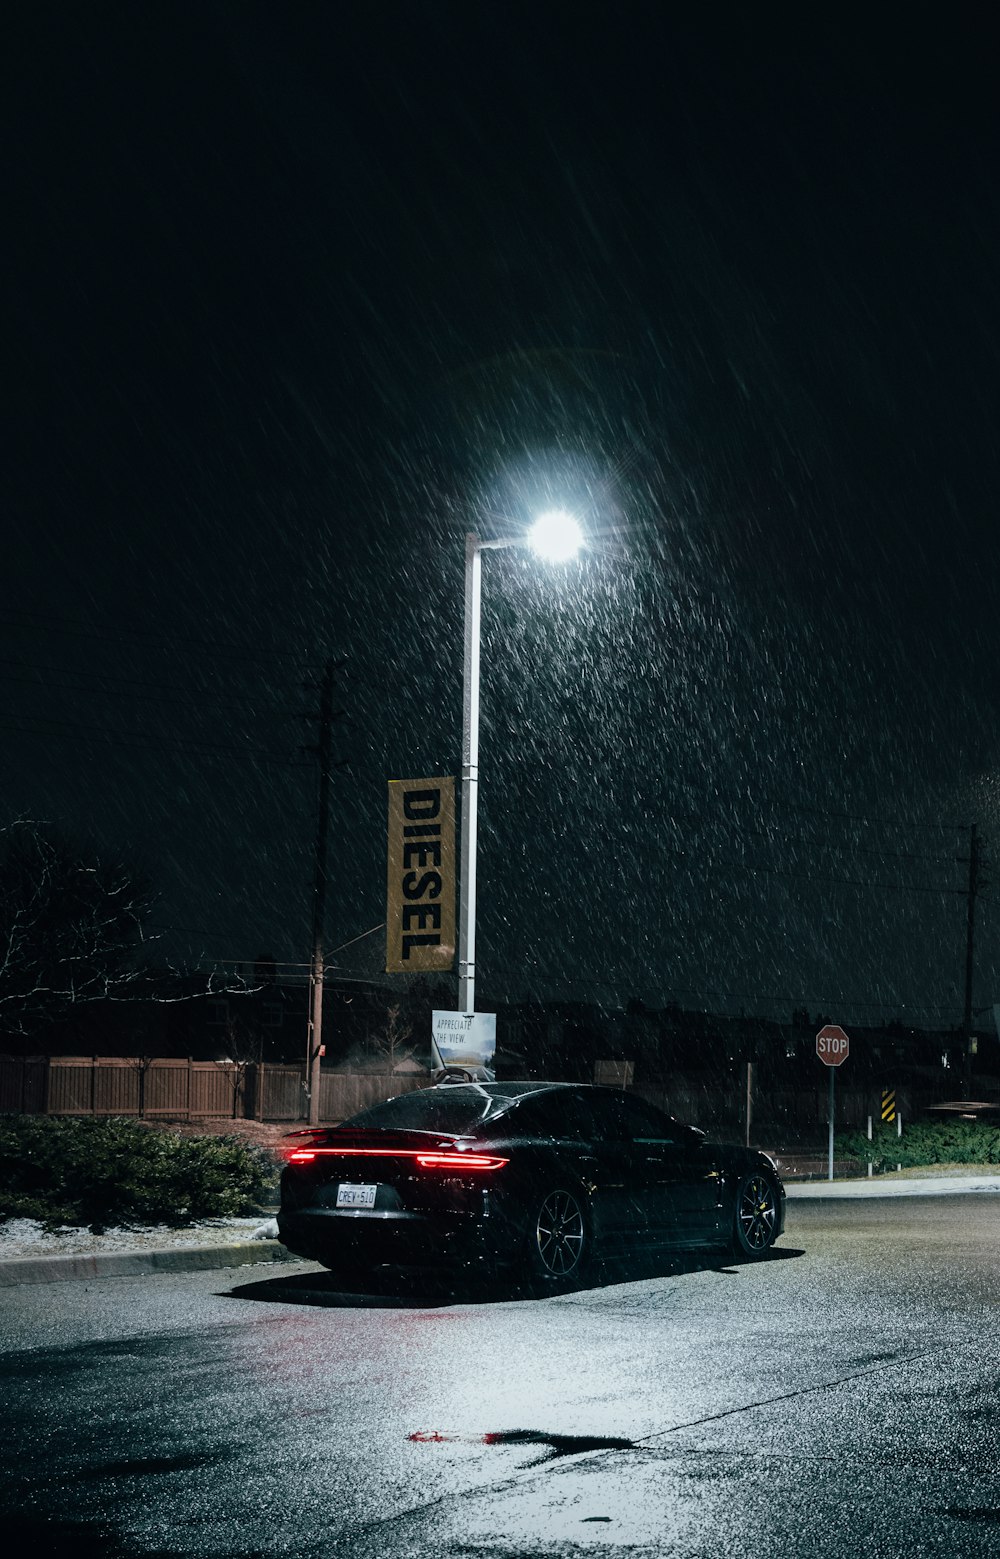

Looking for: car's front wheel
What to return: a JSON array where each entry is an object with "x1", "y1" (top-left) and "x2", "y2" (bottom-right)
[
  {"x1": 731, "y1": 1172, "x2": 779, "y2": 1259},
  {"x1": 526, "y1": 1186, "x2": 590, "y2": 1291}
]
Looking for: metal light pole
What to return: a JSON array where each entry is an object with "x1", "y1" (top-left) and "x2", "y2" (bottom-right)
[
  {"x1": 458, "y1": 533, "x2": 483, "y2": 1016},
  {"x1": 457, "y1": 513, "x2": 584, "y2": 1017}
]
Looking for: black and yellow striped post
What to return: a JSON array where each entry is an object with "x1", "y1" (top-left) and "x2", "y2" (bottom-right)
[{"x1": 881, "y1": 1089, "x2": 896, "y2": 1124}]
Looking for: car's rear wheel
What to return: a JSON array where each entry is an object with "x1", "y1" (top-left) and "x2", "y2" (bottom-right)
[
  {"x1": 526, "y1": 1186, "x2": 589, "y2": 1291},
  {"x1": 731, "y1": 1172, "x2": 779, "y2": 1259}
]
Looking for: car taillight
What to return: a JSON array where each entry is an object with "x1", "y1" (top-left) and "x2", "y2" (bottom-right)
[
  {"x1": 283, "y1": 1147, "x2": 507, "y2": 1170},
  {"x1": 414, "y1": 1153, "x2": 508, "y2": 1171}
]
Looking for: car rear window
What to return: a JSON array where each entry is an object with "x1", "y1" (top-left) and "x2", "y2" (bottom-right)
[{"x1": 343, "y1": 1088, "x2": 501, "y2": 1134}]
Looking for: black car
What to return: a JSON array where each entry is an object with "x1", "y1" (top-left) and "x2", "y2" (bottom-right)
[{"x1": 277, "y1": 1081, "x2": 785, "y2": 1290}]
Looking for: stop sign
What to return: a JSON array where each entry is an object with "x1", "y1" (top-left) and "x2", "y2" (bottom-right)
[{"x1": 816, "y1": 1024, "x2": 850, "y2": 1066}]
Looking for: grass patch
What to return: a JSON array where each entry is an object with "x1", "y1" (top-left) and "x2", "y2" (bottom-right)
[
  {"x1": 862, "y1": 1162, "x2": 1000, "y2": 1179},
  {"x1": 0, "y1": 1114, "x2": 280, "y2": 1233}
]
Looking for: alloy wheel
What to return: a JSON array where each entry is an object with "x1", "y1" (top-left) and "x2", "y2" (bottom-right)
[
  {"x1": 738, "y1": 1174, "x2": 777, "y2": 1251},
  {"x1": 535, "y1": 1188, "x2": 586, "y2": 1276}
]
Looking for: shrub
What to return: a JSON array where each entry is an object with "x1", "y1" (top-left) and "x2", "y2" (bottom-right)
[
  {"x1": 835, "y1": 1119, "x2": 1000, "y2": 1172},
  {"x1": 0, "y1": 1115, "x2": 280, "y2": 1232}
]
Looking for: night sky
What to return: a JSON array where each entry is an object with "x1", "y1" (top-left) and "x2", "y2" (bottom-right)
[{"x1": 5, "y1": 4, "x2": 1000, "y2": 1028}]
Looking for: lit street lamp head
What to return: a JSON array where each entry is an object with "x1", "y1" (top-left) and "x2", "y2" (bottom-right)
[{"x1": 527, "y1": 509, "x2": 584, "y2": 562}]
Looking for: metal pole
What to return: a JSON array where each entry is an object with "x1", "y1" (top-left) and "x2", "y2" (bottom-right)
[
  {"x1": 867, "y1": 1114, "x2": 873, "y2": 1178},
  {"x1": 827, "y1": 1067, "x2": 835, "y2": 1181},
  {"x1": 458, "y1": 534, "x2": 481, "y2": 1016},
  {"x1": 744, "y1": 1061, "x2": 752, "y2": 1147}
]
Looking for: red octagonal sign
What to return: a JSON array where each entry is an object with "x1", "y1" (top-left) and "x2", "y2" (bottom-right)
[{"x1": 816, "y1": 1024, "x2": 850, "y2": 1066}]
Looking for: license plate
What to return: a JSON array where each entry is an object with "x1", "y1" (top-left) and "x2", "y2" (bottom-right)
[{"x1": 336, "y1": 1183, "x2": 378, "y2": 1209}]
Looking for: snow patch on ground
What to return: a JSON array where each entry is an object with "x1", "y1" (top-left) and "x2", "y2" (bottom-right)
[{"x1": 0, "y1": 1215, "x2": 279, "y2": 1260}]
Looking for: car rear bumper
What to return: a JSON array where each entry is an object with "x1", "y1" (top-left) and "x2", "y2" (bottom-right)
[{"x1": 276, "y1": 1206, "x2": 516, "y2": 1271}]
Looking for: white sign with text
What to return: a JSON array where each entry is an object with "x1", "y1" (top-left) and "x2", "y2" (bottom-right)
[{"x1": 431, "y1": 1010, "x2": 496, "y2": 1081}]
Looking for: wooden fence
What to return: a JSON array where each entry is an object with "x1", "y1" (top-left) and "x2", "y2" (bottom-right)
[
  {"x1": 0, "y1": 1055, "x2": 47, "y2": 1115},
  {"x1": 0, "y1": 1056, "x2": 426, "y2": 1124},
  {"x1": 0, "y1": 1054, "x2": 943, "y2": 1138}
]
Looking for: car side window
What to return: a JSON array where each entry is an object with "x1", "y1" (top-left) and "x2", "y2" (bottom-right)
[
  {"x1": 592, "y1": 1092, "x2": 678, "y2": 1145},
  {"x1": 552, "y1": 1094, "x2": 601, "y2": 1141},
  {"x1": 506, "y1": 1091, "x2": 595, "y2": 1141}
]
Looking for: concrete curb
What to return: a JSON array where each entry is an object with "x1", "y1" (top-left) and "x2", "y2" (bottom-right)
[
  {"x1": 785, "y1": 1175, "x2": 1000, "y2": 1199},
  {"x1": 0, "y1": 1240, "x2": 304, "y2": 1287}
]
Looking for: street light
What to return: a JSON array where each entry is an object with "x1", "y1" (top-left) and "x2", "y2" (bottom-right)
[
  {"x1": 527, "y1": 509, "x2": 585, "y2": 563},
  {"x1": 458, "y1": 513, "x2": 584, "y2": 1015}
]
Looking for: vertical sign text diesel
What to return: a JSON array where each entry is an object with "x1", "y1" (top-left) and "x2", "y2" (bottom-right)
[{"x1": 386, "y1": 777, "x2": 456, "y2": 973}]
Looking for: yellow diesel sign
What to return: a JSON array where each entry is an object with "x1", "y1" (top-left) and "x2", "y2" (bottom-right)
[{"x1": 386, "y1": 777, "x2": 456, "y2": 974}]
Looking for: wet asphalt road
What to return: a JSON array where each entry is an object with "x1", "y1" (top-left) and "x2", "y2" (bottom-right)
[{"x1": 3, "y1": 1196, "x2": 1000, "y2": 1558}]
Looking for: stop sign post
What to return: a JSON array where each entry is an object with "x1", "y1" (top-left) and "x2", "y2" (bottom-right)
[{"x1": 816, "y1": 1025, "x2": 850, "y2": 1181}]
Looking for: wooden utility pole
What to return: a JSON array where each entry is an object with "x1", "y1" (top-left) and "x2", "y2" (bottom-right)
[{"x1": 306, "y1": 659, "x2": 336, "y2": 1125}]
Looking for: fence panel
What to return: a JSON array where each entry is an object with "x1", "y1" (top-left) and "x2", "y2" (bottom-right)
[
  {"x1": 322, "y1": 1071, "x2": 362, "y2": 1121},
  {"x1": 92, "y1": 1060, "x2": 141, "y2": 1115},
  {"x1": 0, "y1": 1055, "x2": 47, "y2": 1113},
  {"x1": 0, "y1": 1056, "x2": 19, "y2": 1113},
  {"x1": 144, "y1": 1060, "x2": 194, "y2": 1118},
  {"x1": 262, "y1": 1065, "x2": 307, "y2": 1121},
  {"x1": 321, "y1": 1070, "x2": 424, "y2": 1122},
  {"x1": 47, "y1": 1059, "x2": 97, "y2": 1114},
  {"x1": 189, "y1": 1063, "x2": 242, "y2": 1118}
]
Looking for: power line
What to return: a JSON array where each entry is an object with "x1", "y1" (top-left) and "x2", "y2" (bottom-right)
[
  {"x1": 166, "y1": 962, "x2": 392, "y2": 988},
  {"x1": 330, "y1": 921, "x2": 386, "y2": 955},
  {"x1": 142, "y1": 949, "x2": 970, "y2": 1019}
]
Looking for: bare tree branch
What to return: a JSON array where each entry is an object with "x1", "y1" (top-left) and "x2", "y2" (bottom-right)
[
  {"x1": 0, "y1": 819, "x2": 265, "y2": 1046},
  {"x1": 370, "y1": 1002, "x2": 414, "y2": 1071}
]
